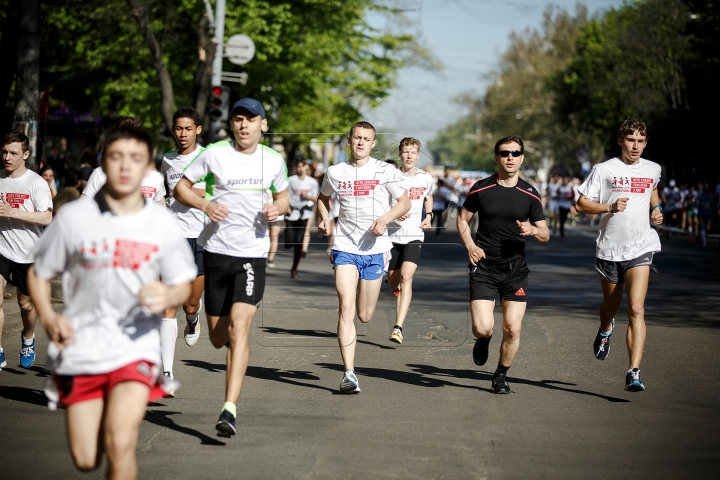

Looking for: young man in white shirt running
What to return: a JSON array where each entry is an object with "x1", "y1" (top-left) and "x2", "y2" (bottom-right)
[
  {"x1": 317, "y1": 121, "x2": 410, "y2": 393},
  {"x1": 82, "y1": 117, "x2": 166, "y2": 204},
  {"x1": 159, "y1": 107, "x2": 208, "y2": 396},
  {"x1": 28, "y1": 126, "x2": 196, "y2": 480},
  {"x1": 286, "y1": 159, "x2": 319, "y2": 278},
  {"x1": 0, "y1": 132, "x2": 53, "y2": 370},
  {"x1": 576, "y1": 118, "x2": 664, "y2": 392},
  {"x1": 386, "y1": 137, "x2": 434, "y2": 344},
  {"x1": 174, "y1": 97, "x2": 289, "y2": 437}
]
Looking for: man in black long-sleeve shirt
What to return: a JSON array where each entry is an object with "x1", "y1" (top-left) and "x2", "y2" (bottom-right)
[{"x1": 457, "y1": 135, "x2": 550, "y2": 394}]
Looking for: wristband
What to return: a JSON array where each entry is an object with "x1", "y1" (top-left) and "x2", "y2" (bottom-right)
[
  {"x1": 651, "y1": 204, "x2": 663, "y2": 213},
  {"x1": 426, "y1": 212, "x2": 434, "y2": 220},
  {"x1": 608, "y1": 203, "x2": 612, "y2": 213}
]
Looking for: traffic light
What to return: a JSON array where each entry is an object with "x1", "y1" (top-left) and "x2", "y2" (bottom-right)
[{"x1": 209, "y1": 85, "x2": 230, "y2": 122}]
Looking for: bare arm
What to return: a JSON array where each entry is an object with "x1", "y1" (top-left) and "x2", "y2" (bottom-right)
[
  {"x1": 457, "y1": 207, "x2": 484, "y2": 265},
  {"x1": 264, "y1": 189, "x2": 290, "y2": 223},
  {"x1": 174, "y1": 177, "x2": 229, "y2": 222},
  {"x1": 27, "y1": 266, "x2": 76, "y2": 349},
  {"x1": 650, "y1": 187, "x2": 663, "y2": 225},
  {"x1": 420, "y1": 196, "x2": 434, "y2": 229},
  {"x1": 138, "y1": 281, "x2": 191, "y2": 314},
  {"x1": 317, "y1": 193, "x2": 332, "y2": 235},
  {"x1": 576, "y1": 194, "x2": 628, "y2": 215},
  {"x1": 370, "y1": 192, "x2": 411, "y2": 235},
  {"x1": 0, "y1": 205, "x2": 52, "y2": 225},
  {"x1": 516, "y1": 219, "x2": 550, "y2": 243}
]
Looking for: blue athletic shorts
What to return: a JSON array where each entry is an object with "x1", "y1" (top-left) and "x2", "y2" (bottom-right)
[{"x1": 330, "y1": 250, "x2": 389, "y2": 281}]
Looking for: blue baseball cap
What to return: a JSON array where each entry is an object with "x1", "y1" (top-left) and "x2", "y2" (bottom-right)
[{"x1": 230, "y1": 97, "x2": 266, "y2": 119}]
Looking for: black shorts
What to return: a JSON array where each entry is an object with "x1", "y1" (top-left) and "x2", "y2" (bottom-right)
[
  {"x1": 203, "y1": 252, "x2": 266, "y2": 316},
  {"x1": 388, "y1": 241, "x2": 422, "y2": 271},
  {"x1": 595, "y1": 252, "x2": 658, "y2": 284},
  {"x1": 284, "y1": 218, "x2": 308, "y2": 248},
  {"x1": 0, "y1": 254, "x2": 31, "y2": 296},
  {"x1": 187, "y1": 238, "x2": 205, "y2": 276},
  {"x1": 469, "y1": 257, "x2": 529, "y2": 302}
]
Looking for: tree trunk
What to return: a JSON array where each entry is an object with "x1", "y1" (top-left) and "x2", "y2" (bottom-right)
[
  {"x1": 0, "y1": 1, "x2": 20, "y2": 124},
  {"x1": 14, "y1": 0, "x2": 41, "y2": 169},
  {"x1": 127, "y1": 0, "x2": 175, "y2": 130},
  {"x1": 193, "y1": 14, "x2": 216, "y2": 120}
]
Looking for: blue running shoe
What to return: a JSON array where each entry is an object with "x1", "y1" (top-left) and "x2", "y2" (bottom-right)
[
  {"x1": 625, "y1": 369, "x2": 645, "y2": 392},
  {"x1": 19, "y1": 334, "x2": 35, "y2": 369},
  {"x1": 0, "y1": 350, "x2": 7, "y2": 369},
  {"x1": 216, "y1": 409, "x2": 236, "y2": 437},
  {"x1": 593, "y1": 319, "x2": 614, "y2": 361}
]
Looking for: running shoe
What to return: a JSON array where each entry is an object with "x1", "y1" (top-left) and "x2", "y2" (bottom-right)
[
  {"x1": 593, "y1": 319, "x2": 614, "y2": 361},
  {"x1": 163, "y1": 372, "x2": 175, "y2": 398},
  {"x1": 625, "y1": 369, "x2": 645, "y2": 392},
  {"x1": 392, "y1": 288, "x2": 400, "y2": 297},
  {"x1": 267, "y1": 259, "x2": 276, "y2": 268},
  {"x1": 0, "y1": 350, "x2": 6, "y2": 369},
  {"x1": 184, "y1": 299, "x2": 202, "y2": 347},
  {"x1": 339, "y1": 369, "x2": 361, "y2": 394},
  {"x1": 473, "y1": 336, "x2": 491, "y2": 366},
  {"x1": 19, "y1": 333, "x2": 35, "y2": 369},
  {"x1": 216, "y1": 409, "x2": 237, "y2": 437},
  {"x1": 389, "y1": 327, "x2": 403, "y2": 344},
  {"x1": 491, "y1": 372, "x2": 510, "y2": 394}
]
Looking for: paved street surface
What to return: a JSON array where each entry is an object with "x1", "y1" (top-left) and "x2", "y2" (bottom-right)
[{"x1": 1, "y1": 221, "x2": 719, "y2": 479}]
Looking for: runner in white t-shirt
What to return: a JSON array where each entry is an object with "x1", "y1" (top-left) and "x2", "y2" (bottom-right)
[
  {"x1": 317, "y1": 121, "x2": 410, "y2": 394},
  {"x1": 285, "y1": 160, "x2": 319, "y2": 278},
  {"x1": 0, "y1": 132, "x2": 53, "y2": 370},
  {"x1": 386, "y1": 137, "x2": 434, "y2": 344},
  {"x1": 576, "y1": 118, "x2": 664, "y2": 392},
  {"x1": 82, "y1": 166, "x2": 166, "y2": 203},
  {"x1": 158, "y1": 107, "x2": 208, "y2": 396},
  {"x1": 174, "y1": 97, "x2": 289, "y2": 437},
  {"x1": 27, "y1": 126, "x2": 196, "y2": 479}
]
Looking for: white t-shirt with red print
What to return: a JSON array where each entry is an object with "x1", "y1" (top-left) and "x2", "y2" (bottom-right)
[
  {"x1": 320, "y1": 158, "x2": 407, "y2": 255},
  {"x1": 32, "y1": 196, "x2": 197, "y2": 375},
  {"x1": 577, "y1": 157, "x2": 661, "y2": 261},
  {"x1": 0, "y1": 169, "x2": 53, "y2": 263},
  {"x1": 388, "y1": 168, "x2": 434, "y2": 244},
  {"x1": 83, "y1": 166, "x2": 166, "y2": 202}
]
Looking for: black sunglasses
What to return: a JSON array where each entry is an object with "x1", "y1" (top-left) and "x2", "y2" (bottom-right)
[{"x1": 498, "y1": 150, "x2": 523, "y2": 158}]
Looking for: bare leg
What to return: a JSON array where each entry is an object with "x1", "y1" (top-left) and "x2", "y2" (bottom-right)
[
  {"x1": 268, "y1": 225, "x2": 280, "y2": 262},
  {"x1": 497, "y1": 300, "x2": 527, "y2": 367},
  {"x1": 0, "y1": 277, "x2": 6, "y2": 350},
  {"x1": 183, "y1": 275, "x2": 205, "y2": 315},
  {"x1": 470, "y1": 299, "x2": 495, "y2": 339},
  {"x1": 393, "y1": 261, "x2": 418, "y2": 328},
  {"x1": 624, "y1": 266, "x2": 650, "y2": 370},
  {"x1": 302, "y1": 215, "x2": 313, "y2": 253},
  {"x1": 18, "y1": 292, "x2": 36, "y2": 339},
  {"x1": 335, "y1": 265, "x2": 359, "y2": 370},
  {"x1": 103, "y1": 381, "x2": 151, "y2": 480},
  {"x1": 65, "y1": 398, "x2": 104, "y2": 472},
  {"x1": 599, "y1": 276, "x2": 624, "y2": 332}
]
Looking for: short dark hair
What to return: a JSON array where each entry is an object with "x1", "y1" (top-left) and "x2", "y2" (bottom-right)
[
  {"x1": 618, "y1": 118, "x2": 648, "y2": 140},
  {"x1": 494, "y1": 135, "x2": 524, "y2": 155},
  {"x1": 3, "y1": 132, "x2": 30, "y2": 152},
  {"x1": 101, "y1": 127, "x2": 154, "y2": 163},
  {"x1": 173, "y1": 107, "x2": 202, "y2": 128},
  {"x1": 64, "y1": 169, "x2": 79, "y2": 187},
  {"x1": 349, "y1": 121, "x2": 376, "y2": 138},
  {"x1": 113, "y1": 116, "x2": 143, "y2": 129}
]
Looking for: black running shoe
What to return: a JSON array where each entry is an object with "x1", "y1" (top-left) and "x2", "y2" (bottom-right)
[
  {"x1": 216, "y1": 409, "x2": 236, "y2": 437},
  {"x1": 625, "y1": 369, "x2": 645, "y2": 392},
  {"x1": 491, "y1": 372, "x2": 510, "y2": 394},
  {"x1": 592, "y1": 319, "x2": 614, "y2": 361},
  {"x1": 473, "y1": 336, "x2": 491, "y2": 366}
]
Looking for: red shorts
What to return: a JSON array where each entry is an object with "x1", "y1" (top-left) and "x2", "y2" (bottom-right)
[{"x1": 54, "y1": 360, "x2": 166, "y2": 406}]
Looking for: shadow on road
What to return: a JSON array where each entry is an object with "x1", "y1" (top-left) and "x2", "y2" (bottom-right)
[
  {"x1": 261, "y1": 326, "x2": 396, "y2": 350},
  {"x1": 0, "y1": 385, "x2": 48, "y2": 406},
  {"x1": 143, "y1": 410, "x2": 226, "y2": 446}
]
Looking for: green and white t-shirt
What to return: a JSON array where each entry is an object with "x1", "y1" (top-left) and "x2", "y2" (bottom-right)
[
  {"x1": 161, "y1": 146, "x2": 206, "y2": 238},
  {"x1": 183, "y1": 142, "x2": 288, "y2": 258}
]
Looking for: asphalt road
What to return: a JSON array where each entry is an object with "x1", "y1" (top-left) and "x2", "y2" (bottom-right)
[{"x1": 1, "y1": 220, "x2": 719, "y2": 479}]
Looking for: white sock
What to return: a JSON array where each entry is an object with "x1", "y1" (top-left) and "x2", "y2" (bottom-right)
[
  {"x1": 160, "y1": 318, "x2": 178, "y2": 376},
  {"x1": 22, "y1": 333, "x2": 35, "y2": 345},
  {"x1": 0, "y1": 347, "x2": 4, "y2": 353}
]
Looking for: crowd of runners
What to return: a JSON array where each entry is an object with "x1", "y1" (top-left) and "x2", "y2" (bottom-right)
[{"x1": 0, "y1": 107, "x2": 686, "y2": 478}]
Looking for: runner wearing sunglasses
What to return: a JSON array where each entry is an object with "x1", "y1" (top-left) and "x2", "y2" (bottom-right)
[{"x1": 457, "y1": 136, "x2": 549, "y2": 394}]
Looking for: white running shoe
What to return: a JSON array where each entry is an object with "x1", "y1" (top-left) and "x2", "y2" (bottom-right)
[
  {"x1": 184, "y1": 299, "x2": 202, "y2": 347},
  {"x1": 340, "y1": 369, "x2": 361, "y2": 394}
]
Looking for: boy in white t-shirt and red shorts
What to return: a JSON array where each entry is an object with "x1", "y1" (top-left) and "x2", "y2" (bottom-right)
[
  {"x1": 576, "y1": 118, "x2": 664, "y2": 392},
  {"x1": 0, "y1": 131, "x2": 53, "y2": 370},
  {"x1": 317, "y1": 121, "x2": 410, "y2": 393},
  {"x1": 28, "y1": 127, "x2": 196, "y2": 479}
]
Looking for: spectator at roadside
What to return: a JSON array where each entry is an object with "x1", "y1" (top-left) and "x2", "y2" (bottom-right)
[{"x1": 39, "y1": 165, "x2": 57, "y2": 199}]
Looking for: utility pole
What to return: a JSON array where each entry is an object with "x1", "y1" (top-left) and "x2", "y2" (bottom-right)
[
  {"x1": 209, "y1": 0, "x2": 227, "y2": 142},
  {"x1": 13, "y1": 0, "x2": 41, "y2": 169}
]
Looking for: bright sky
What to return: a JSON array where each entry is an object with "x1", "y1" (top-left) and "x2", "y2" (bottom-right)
[{"x1": 363, "y1": 0, "x2": 624, "y2": 151}]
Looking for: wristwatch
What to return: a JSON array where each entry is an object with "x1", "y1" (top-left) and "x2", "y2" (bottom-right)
[{"x1": 426, "y1": 212, "x2": 434, "y2": 220}]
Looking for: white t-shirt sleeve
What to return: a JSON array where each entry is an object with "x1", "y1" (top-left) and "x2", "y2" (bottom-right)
[
  {"x1": 153, "y1": 174, "x2": 166, "y2": 201},
  {"x1": 270, "y1": 161, "x2": 288, "y2": 193},
  {"x1": 320, "y1": 170, "x2": 335, "y2": 196},
  {"x1": 82, "y1": 168, "x2": 105, "y2": 198},
  {"x1": 32, "y1": 216, "x2": 68, "y2": 280},
  {"x1": 183, "y1": 151, "x2": 210, "y2": 183},
  {"x1": 159, "y1": 227, "x2": 198, "y2": 285},
  {"x1": 577, "y1": 164, "x2": 602, "y2": 202},
  {"x1": 386, "y1": 168, "x2": 408, "y2": 200},
  {"x1": 32, "y1": 177, "x2": 53, "y2": 212}
]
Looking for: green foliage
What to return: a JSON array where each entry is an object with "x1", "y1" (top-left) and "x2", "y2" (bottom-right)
[{"x1": 427, "y1": 116, "x2": 495, "y2": 172}]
